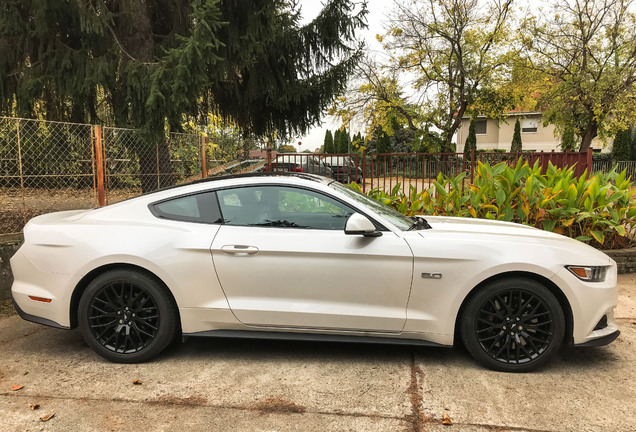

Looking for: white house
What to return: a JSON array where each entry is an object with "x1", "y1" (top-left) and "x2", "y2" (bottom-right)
[{"x1": 455, "y1": 112, "x2": 605, "y2": 153}]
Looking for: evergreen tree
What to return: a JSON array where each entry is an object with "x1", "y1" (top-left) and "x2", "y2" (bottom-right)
[
  {"x1": 334, "y1": 129, "x2": 347, "y2": 153},
  {"x1": 331, "y1": 129, "x2": 339, "y2": 154},
  {"x1": 560, "y1": 126, "x2": 577, "y2": 151},
  {"x1": 376, "y1": 131, "x2": 391, "y2": 154},
  {"x1": 324, "y1": 129, "x2": 334, "y2": 154},
  {"x1": 464, "y1": 118, "x2": 477, "y2": 159},
  {"x1": 341, "y1": 129, "x2": 351, "y2": 153},
  {"x1": 611, "y1": 129, "x2": 632, "y2": 162},
  {"x1": 0, "y1": 0, "x2": 367, "y2": 190},
  {"x1": 510, "y1": 118, "x2": 522, "y2": 153}
]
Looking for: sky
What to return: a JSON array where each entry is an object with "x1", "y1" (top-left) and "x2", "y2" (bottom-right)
[{"x1": 296, "y1": 0, "x2": 391, "y2": 152}]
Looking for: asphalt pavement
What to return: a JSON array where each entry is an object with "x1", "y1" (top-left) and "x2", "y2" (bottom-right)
[{"x1": 1, "y1": 275, "x2": 634, "y2": 432}]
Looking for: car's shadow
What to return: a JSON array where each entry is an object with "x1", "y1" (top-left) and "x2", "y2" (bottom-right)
[{"x1": 7, "y1": 324, "x2": 623, "y2": 373}]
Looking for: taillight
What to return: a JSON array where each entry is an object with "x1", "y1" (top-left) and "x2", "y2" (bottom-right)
[{"x1": 292, "y1": 166, "x2": 304, "y2": 172}]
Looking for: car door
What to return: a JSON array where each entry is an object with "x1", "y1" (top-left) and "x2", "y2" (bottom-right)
[{"x1": 210, "y1": 185, "x2": 413, "y2": 332}]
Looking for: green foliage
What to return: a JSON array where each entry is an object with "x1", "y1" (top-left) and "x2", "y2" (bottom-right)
[
  {"x1": 511, "y1": 118, "x2": 522, "y2": 153},
  {"x1": 384, "y1": 0, "x2": 516, "y2": 151},
  {"x1": 360, "y1": 159, "x2": 636, "y2": 250},
  {"x1": 0, "y1": 0, "x2": 367, "y2": 145},
  {"x1": 611, "y1": 130, "x2": 632, "y2": 162},
  {"x1": 278, "y1": 144, "x2": 297, "y2": 153},
  {"x1": 376, "y1": 131, "x2": 391, "y2": 154},
  {"x1": 332, "y1": 128, "x2": 351, "y2": 153},
  {"x1": 323, "y1": 129, "x2": 334, "y2": 154},
  {"x1": 464, "y1": 118, "x2": 477, "y2": 159},
  {"x1": 524, "y1": 0, "x2": 636, "y2": 152},
  {"x1": 560, "y1": 126, "x2": 577, "y2": 152}
]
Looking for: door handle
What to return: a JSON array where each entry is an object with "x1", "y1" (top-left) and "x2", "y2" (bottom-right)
[{"x1": 220, "y1": 245, "x2": 259, "y2": 255}]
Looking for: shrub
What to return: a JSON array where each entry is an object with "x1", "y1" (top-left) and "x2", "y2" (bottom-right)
[
  {"x1": 463, "y1": 118, "x2": 477, "y2": 159},
  {"x1": 353, "y1": 159, "x2": 636, "y2": 250},
  {"x1": 511, "y1": 118, "x2": 522, "y2": 153},
  {"x1": 611, "y1": 129, "x2": 632, "y2": 162}
]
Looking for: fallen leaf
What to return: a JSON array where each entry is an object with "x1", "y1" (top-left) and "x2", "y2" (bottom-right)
[
  {"x1": 40, "y1": 413, "x2": 54, "y2": 422},
  {"x1": 442, "y1": 413, "x2": 453, "y2": 426},
  {"x1": 132, "y1": 379, "x2": 142, "y2": 385},
  {"x1": 28, "y1": 403, "x2": 40, "y2": 410},
  {"x1": 10, "y1": 385, "x2": 23, "y2": 391}
]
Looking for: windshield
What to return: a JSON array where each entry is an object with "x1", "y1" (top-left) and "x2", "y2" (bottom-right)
[{"x1": 329, "y1": 182, "x2": 414, "y2": 231}]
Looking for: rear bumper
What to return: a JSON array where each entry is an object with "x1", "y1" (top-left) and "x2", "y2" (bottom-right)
[{"x1": 11, "y1": 295, "x2": 69, "y2": 329}]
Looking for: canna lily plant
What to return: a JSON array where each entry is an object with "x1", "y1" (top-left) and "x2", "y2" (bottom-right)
[{"x1": 351, "y1": 159, "x2": 636, "y2": 250}]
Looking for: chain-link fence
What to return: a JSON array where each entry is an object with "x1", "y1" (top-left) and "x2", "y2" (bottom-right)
[
  {"x1": 101, "y1": 128, "x2": 204, "y2": 204},
  {"x1": 0, "y1": 117, "x2": 204, "y2": 236},
  {"x1": 0, "y1": 117, "x2": 95, "y2": 236}
]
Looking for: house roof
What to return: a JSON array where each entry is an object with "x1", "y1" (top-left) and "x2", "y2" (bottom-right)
[{"x1": 462, "y1": 111, "x2": 542, "y2": 119}]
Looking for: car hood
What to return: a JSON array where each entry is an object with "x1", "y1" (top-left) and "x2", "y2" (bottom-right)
[
  {"x1": 422, "y1": 215, "x2": 558, "y2": 239},
  {"x1": 411, "y1": 215, "x2": 612, "y2": 266}
]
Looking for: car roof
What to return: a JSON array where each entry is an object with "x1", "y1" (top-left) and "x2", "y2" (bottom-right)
[{"x1": 141, "y1": 172, "x2": 332, "y2": 198}]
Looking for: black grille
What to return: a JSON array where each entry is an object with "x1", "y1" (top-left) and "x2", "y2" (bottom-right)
[{"x1": 593, "y1": 315, "x2": 608, "y2": 331}]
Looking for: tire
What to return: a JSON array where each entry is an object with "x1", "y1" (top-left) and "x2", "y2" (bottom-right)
[
  {"x1": 78, "y1": 269, "x2": 179, "y2": 363},
  {"x1": 460, "y1": 277, "x2": 565, "y2": 372}
]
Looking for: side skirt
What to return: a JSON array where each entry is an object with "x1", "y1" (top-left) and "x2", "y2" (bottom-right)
[{"x1": 183, "y1": 329, "x2": 449, "y2": 348}]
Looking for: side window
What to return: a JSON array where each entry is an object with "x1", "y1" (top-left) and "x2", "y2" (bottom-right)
[
  {"x1": 152, "y1": 191, "x2": 222, "y2": 224},
  {"x1": 217, "y1": 186, "x2": 355, "y2": 230}
]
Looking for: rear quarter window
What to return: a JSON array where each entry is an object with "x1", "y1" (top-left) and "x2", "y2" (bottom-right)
[{"x1": 151, "y1": 191, "x2": 222, "y2": 224}]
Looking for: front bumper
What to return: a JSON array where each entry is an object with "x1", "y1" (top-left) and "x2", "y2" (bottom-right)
[
  {"x1": 573, "y1": 329, "x2": 620, "y2": 347},
  {"x1": 551, "y1": 263, "x2": 619, "y2": 346}
]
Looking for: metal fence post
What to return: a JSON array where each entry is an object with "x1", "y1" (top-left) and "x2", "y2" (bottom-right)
[
  {"x1": 361, "y1": 149, "x2": 367, "y2": 193},
  {"x1": 93, "y1": 125, "x2": 106, "y2": 206},
  {"x1": 16, "y1": 119, "x2": 27, "y2": 225},
  {"x1": 586, "y1": 148, "x2": 593, "y2": 179},
  {"x1": 201, "y1": 135, "x2": 208, "y2": 179},
  {"x1": 470, "y1": 149, "x2": 475, "y2": 184},
  {"x1": 156, "y1": 141, "x2": 160, "y2": 190}
]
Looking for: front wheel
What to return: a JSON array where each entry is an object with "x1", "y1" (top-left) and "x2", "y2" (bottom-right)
[
  {"x1": 460, "y1": 278, "x2": 565, "y2": 372},
  {"x1": 78, "y1": 269, "x2": 179, "y2": 363}
]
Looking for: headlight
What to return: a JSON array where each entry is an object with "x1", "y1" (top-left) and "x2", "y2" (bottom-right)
[{"x1": 565, "y1": 265, "x2": 609, "y2": 282}]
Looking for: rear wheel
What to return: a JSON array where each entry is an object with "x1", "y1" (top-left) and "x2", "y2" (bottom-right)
[
  {"x1": 460, "y1": 278, "x2": 565, "y2": 372},
  {"x1": 78, "y1": 269, "x2": 178, "y2": 363}
]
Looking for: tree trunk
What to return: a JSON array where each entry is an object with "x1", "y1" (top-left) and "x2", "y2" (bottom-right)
[
  {"x1": 579, "y1": 118, "x2": 598, "y2": 153},
  {"x1": 114, "y1": 1, "x2": 175, "y2": 192}
]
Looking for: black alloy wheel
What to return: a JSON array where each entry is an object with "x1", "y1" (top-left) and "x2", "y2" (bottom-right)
[
  {"x1": 460, "y1": 278, "x2": 565, "y2": 372},
  {"x1": 79, "y1": 269, "x2": 178, "y2": 363}
]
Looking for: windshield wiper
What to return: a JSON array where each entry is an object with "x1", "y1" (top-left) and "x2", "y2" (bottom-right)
[{"x1": 408, "y1": 216, "x2": 432, "y2": 231}]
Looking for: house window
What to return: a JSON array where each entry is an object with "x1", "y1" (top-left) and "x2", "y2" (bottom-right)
[
  {"x1": 521, "y1": 118, "x2": 538, "y2": 133},
  {"x1": 475, "y1": 119, "x2": 487, "y2": 135}
]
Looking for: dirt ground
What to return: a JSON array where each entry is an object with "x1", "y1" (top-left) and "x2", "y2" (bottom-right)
[{"x1": 0, "y1": 275, "x2": 634, "y2": 431}]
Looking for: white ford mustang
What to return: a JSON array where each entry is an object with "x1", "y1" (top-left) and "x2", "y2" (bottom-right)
[{"x1": 11, "y1": 173, "x2": 619, "y2": 371}]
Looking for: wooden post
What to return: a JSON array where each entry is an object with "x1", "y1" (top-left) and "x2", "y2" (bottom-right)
[
  {"x1": 266, "y1": 140, "x2": 272, "y2": 172},
  {"x1": 586, "y1": 147, "x2": 593, "y2": 179},
  {"x1": 201, "y1": 135, "x2": 208, "y2": 179},
  {"x1": 470, "y1": 149, "x2": 476, "y2": 184},
  {"x1": 94, "y1": 125, "x2": 106, "y2": 206}
]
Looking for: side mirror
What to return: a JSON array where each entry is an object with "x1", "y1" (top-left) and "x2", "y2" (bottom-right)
[{"x1": 345, "y1": 213, "x2": 382, "y2": 237}]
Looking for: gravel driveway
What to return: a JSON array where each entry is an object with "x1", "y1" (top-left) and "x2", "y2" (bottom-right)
[{"x1": 1, "y1": 275, "x2": 634, "y2": 432}]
